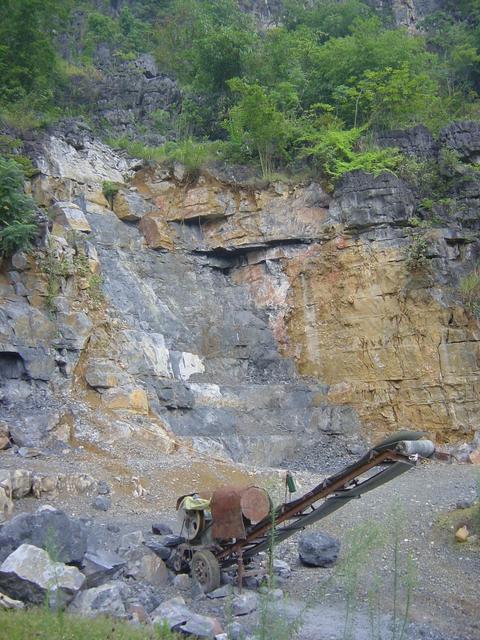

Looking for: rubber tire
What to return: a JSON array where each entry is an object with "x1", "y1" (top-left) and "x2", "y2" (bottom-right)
[{"x1": 191, "y1": 550, "x2": 221, "y2": 593}]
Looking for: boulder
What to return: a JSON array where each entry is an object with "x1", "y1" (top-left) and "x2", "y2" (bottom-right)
[
  {"x1": 0, "y1": 471, "x2": 13, "y2": 523},
  {"x1": 69, "y1": 581, "x2": 127, "y2": 618},
  {"x1": 0, "y1": 486, "x2": 13, "y2": 524},
  {"x1": 151, "y1": 596, "x2": 192, "y2": 629},
  {"x1": 113, "y1": 190, "x2": 153, "y2": 221},
  {"x1": 173, "y1": 573, "x2": 191, "y2": 591},
  {"x1": 97, "y1": 480, "x2": 111, "y2": 495},
  {"x1": 51, "y1": 202, "x2": 91, "y2": 233},
  {"x1": 145, "y1": 541, "x2": 172, "y2": 561},
  {"x1": 272, "y1": 558, "x2": 291, "y2": 579},
  {"x1": 0, "y1": 544, "x2": 85, "y2": 606},
  {"x1": 81, "y1": 550, "x2": 126, "y2": 588},
  {"x1": 455, "y1": 526, "x2": 470, "y2": 543},
  {"x1": 10, "y1": 469, "x2": 33, "y2": 499},
  {"x1": 9, "y1": 412, "x2": 60, "y2": 448},
  {"x1": 92, "y1": 495, "x2": 111, "y2": 512},
  {"x1": 32, "y1": 473, "x2": 59, "y2": 498},
  {"x1": 124, "y1": 547, "x2": 169, "y2": 586},
  {"x1": 180, "y1": 613, "x2": 222, "y2": 638},
  {"x1": 0, "y1": 506, "x2": 88, "y2": 564},
  {"x1": 298, "y1": 531, "x2": 340, "y2": 567},
  {"x1": 207, "y1": 584, "x2": 233, "y2": 599},
  {"x1": 0, "y1": 422, "x2": 10, "y2": 450},
  {"x1": 232, "y1": 591, "x2": 258, "y2": 616},
  {"x1": 118, "y1": 530, "x2": 145, "y2": 555}
]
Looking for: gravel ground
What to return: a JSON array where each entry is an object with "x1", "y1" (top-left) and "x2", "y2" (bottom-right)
[{"x1": 1, "y1": 439, "x2": 479, "y2": 640}]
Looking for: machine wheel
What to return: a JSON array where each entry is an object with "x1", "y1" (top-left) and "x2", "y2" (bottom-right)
[
  {"x1": 191, "y1": 550, "x2": 221, "y2": 593},
  {"x1": 178, "y1": 508, "x2": 205, "y2": 541}
]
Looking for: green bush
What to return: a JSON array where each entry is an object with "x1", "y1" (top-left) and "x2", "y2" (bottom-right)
[
  {"x1": 0, "y1": 156, "x2": 38, "y2": 256},
  {"x1": 459, "y1": 268, "x2": 480, "y2": 317},
  {"x1": 102, "y1": 180, "x2": 120, "y2": 206},
  {"x1": 298, "y1": 125, "x2": 401, "y2": 185}
]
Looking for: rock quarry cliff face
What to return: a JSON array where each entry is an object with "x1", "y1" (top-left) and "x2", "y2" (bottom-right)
[{"x1": 1, "y1": 121, "x2": 480, "y2": 468}]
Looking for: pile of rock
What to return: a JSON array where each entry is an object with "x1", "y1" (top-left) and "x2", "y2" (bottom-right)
[
  {"x1": 0, "y1": 468, "x2": 96, "y2": 522},
  {"x1": 0, "y1": 506, "x2": 241, "y2": 639}
]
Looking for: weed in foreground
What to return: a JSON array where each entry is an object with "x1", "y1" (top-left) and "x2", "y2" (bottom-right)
[{"x1": 0, "y1": 608, "x2": 180, "y2": 640}]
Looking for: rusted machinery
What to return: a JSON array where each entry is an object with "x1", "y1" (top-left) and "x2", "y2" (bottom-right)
[{"x1": 170, "y1": 430, "x2": 435, "y2": 592}]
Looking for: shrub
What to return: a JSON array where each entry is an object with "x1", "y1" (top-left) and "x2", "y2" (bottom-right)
[
  {"x1": 0, "y1": 156, "x2": 38, "y2": 256},
  {"x1": 165, "y1": 138, "x2": 221, "y2": 180},
  {"x1": 102, "y1": 180, "x2": 120, "y2": 206},
  {"x1": 458, "y1": 268, "x2": 480, "y2": 318},
  {"x1": 298, "y1": 125, "x2": 402, "y2": 185}
]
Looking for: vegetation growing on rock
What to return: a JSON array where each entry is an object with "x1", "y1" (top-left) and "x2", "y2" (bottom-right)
[
  {"x1": 1, "y1": 1, "x2": 480, "y2": 181},
  {"x1": 0, "y1": 157, "x2": 38, "y2": 256}
]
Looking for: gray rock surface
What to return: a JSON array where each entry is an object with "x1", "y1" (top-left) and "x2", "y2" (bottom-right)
[
  {"x1": 0, "y1": 507, "x2": 88, "y2": 564},
  {"x1": 232, "y1": 591, "x2": 258, "y2": 616},
  {"x1": 9, "y1": 413, "x2": 60, "y2": 448},
  {"x1": 150, "y1": 596, "x2": 192, "y2": 628},
  {"x1": 376, "y1": 125, "x2": 437, "y2": 160},
  {"x1": 179, "y1": 612, "x2": 220, "y2": 638},
  {"x1": 331, "y1": 171, "x2": 415, "y2": 232},
  {"x1": 69, "y1": 580, "x2": 128, "y2": 618},
  {"x1": 298, "y1": 531, "x2": 340, "y2": 568},
  {"x1": 92, "y1": 495, "x2": 111, "y2": 512},
  {"x1": 440, "y1": 121, "x2": 480, "y2": 162},
  {"x1": 81, "y1": 550, "x2": 126, "y2": 588},
  {"x1": 0, "y1": 544, "x2": 85, "y2": 606}
]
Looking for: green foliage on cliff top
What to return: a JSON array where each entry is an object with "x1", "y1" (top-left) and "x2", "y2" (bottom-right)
[
  {"x1": 2, "y1": 0, "x2": 480, "y2": 181},
  {"x1": 153, "y1": 0, "x2": 480, "y2": 178}
]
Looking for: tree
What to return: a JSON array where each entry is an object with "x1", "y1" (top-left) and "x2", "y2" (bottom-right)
[
  {"x1": 0, "y1": 0, "x2": 70, "y2": 105},
  {"x1": 225, "y1": 79, "x2": 293, "y2": 178}
]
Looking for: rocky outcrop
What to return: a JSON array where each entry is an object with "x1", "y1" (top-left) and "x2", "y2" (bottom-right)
[
  {"x1": 365, "y1": 0, "x2": 444, "y2": 30},
  {"x1": 440, "y1": 121, "x2": 480, "y2": 163}
]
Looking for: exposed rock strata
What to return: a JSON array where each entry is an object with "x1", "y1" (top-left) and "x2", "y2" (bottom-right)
[{"x1": 1, "y1": 121, "x2": 479, "y2": 469}]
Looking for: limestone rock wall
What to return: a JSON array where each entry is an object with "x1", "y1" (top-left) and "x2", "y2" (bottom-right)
[{"x1": 1, "y1": 121, "x2": 479, "y2": 470}]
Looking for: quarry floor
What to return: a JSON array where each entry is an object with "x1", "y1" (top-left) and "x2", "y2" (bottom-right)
[{"x1": 1, "y1": 435, "x2": 479, "y2": 640}]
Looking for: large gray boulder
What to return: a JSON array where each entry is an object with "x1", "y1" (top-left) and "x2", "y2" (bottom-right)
[
  {"x1": 298, "y1": 531, "x2": 340, "y2": 567},
  {"x1": 9, "y1": 412, "x2": 60, "y2": 448},
  {"x1": 0, "y1": 506, "x2": 88, "y2": 565},
  {"x1": 69, "y1": 581, "x2": 128, "y2": 618},
  {"x1": 0, "y1": 544, "x2": 85, "y2": 606}
]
